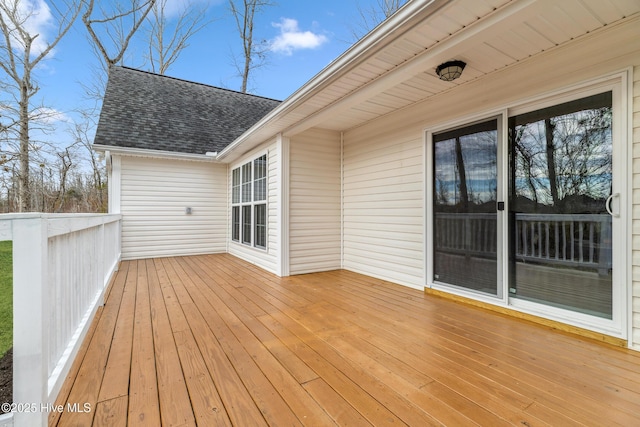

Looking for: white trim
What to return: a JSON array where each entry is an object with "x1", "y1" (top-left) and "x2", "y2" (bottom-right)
[
  {"x1": 424, "y1": 130, "x2": 433, "y2": 290},
  {"x1": 624, "y1": 67, "x2": 634, "y2": 349},
  {"x1": 230, "y1": 151, "x2": 269, "y2": 251},
  {"x1": 109, "y1": 155, "x2": 121, "y2": 214},
  {"x1": 93, "y1": 144, "x2": 219, "y2": 162},
  {"x1": 340, "y1": 131, "x2": 345, "y2": 270},
  {"x1": 277, "y1": 134, "x2": 290, "y2": 276}
]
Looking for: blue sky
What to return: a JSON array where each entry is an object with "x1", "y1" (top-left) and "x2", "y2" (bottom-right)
[
  {"x1": 2, "y1": 0, "x2": 397, "y2": 156},
  {"x1": 35, "y1": 0, "x2": 383, "y2": 116}
]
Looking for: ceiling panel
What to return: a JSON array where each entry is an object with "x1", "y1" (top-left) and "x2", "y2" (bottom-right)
[
  {"x1": 288, "y1": 0, "x2": 640, "y2": 136},
  {"x1": 510, "y1": 23, "x2": 556, "y2": 52},
  {"x1": 556, "y1": 0, "x2": 605, "y2": 31},
  {"x1": 459, "y1": 0, "x2": 509, "y2": 17}
]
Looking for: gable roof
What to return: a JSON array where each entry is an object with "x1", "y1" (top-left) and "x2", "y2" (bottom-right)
[{"x1": 93, "y1": 66, "x2": 281, "y2": 155}]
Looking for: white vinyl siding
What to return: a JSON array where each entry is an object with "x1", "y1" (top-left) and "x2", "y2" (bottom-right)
[
  {"x1": 633, "y1": 64, "x2": 640, "y2": 350},
  {"x1": 289, "y1": 129, "x2": 341, "y2": 274},
  {"x1": 119, "y1": 156, "x2": 227, "y2": 259},
  {"x1": 229, "y1": 142, "x2": 280, "y2": 274},
  {"x1": 343, "y1": 126, "x2": 425, "y2": 289}
]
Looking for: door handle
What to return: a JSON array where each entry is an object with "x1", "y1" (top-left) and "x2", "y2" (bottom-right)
[{"x1": 606, "y1": 193, "x2": 620, "y2": 217}]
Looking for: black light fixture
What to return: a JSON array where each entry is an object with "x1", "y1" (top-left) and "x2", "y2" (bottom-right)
[{"x1": 435, "y1": 60, "x2": 466, "y2": 81}]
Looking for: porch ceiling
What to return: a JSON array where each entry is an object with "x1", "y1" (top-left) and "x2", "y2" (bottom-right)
[{"x1": 220, "y1": 0, "x2": 640, "y2": 160}]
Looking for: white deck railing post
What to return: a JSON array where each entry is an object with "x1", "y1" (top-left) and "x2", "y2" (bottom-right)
[{"x1": 12, "y1": 217, "x2": 48, "y2": 427}]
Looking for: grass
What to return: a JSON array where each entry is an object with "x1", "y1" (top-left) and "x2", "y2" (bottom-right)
[{"x1": 0, "y1": 241, "x2": 11, "y2": 358}]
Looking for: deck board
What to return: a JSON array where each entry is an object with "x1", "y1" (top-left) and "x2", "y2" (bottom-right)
[{"x1": 52, "y1": 253, "x2": 640, "y2": 426}]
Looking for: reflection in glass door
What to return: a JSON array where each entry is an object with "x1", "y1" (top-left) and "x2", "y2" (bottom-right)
[
  {"x1": 433, "y1": 119, "x2": 499, "y2": 295},
  {"x1": 509, "y1": 92, "x2": 613, "y2": 319}
]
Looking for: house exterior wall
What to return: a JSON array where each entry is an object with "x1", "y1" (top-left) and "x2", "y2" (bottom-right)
[
  {"x1": 342, "y1": 126, "x2": 425, "y2": 289},
  {"x1": 118, "y1": 156, "x2": 227, "y2": 259},
  {"x1": 341, "y1": 22, "x2": 640, "y2": 346},
  {"x1": 289, "y1": 129, "x2": 342, "y2": 274},
  {"x1": 228, "y1": 140, "x2": 281, "y2": 274}
]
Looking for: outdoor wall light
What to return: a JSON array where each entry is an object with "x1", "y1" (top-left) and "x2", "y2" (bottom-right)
[{"x1": 435, "y1": 60, "x2": 466, "y2": 81}]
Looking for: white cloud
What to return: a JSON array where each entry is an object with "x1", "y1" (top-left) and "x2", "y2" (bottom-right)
[
  {"x1": 31, "y1": 107, "x2": 69, "y2": 125},
  {"x1": 2, "y1": 0, "x2": 55, "y2": 56},
  {"x1": 270, "y1": 18, "x2": 328, "y2": 55}
]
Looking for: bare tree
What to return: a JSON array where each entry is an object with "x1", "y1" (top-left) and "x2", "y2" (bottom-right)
[
  {"x1": 0, "y1": 0, "x2": 82, "y2": 211},
  {"x1": 83, "y1": 0, "x2": 157, "y2": 69},
  {"x1": 145, "y1": 0, "x2": 210, "y2": 75},
  {"x1": 228, "y1": 0, "x2": 273, "y2": 93},
  {"x1": 71, "y1": 110, "x2": 106, "y2": 212},
  {"x1": 350, "y1": 0, "x2": 407, "y2": 40}
]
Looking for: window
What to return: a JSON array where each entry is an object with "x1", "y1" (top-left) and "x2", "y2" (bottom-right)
[{"x1": 231, "y1": 154, "x2": 267, "y2": 248}]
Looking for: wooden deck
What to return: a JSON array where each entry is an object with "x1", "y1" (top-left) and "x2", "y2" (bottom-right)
[{"x1": 51, "y1": 253, "x2": 640, "y2": 426}]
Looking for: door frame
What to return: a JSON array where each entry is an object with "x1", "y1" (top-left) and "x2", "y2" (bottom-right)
[{"x1": 425, "y1": 70, "x2": 631, "y2": 340}]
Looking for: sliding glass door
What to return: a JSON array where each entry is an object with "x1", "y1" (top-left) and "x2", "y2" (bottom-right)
[
  {"x1": 433, "y1": 119, "x2": 499, "y2": 295},
  {"x1": 430, "y1": 86, "x2": 625, "y2": 335},
  {"x1": 508, "y1": 92, "x2": 614, "y2": 319}
]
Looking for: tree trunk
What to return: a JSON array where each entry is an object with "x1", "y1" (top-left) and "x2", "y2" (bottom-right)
[
  {"x1": 18, "y1": 79, "x2": 30, "y2": 213},
  {"x1": 454, "y1": 136, "x2": 469, "y2": 209},
  {"x1": 544, "y1": 118, "x2": 559, "y2": 206}
]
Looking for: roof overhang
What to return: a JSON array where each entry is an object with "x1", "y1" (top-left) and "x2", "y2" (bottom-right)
[
  {"x1": 93, "y1": 144, "x2": 220, "y2": 162},
  {"x1": 217, "y1": 0, "x2": 452, "y2": 161},
  {"x1": 217, "y1": 0, "x2": 640, "y2": 163}
]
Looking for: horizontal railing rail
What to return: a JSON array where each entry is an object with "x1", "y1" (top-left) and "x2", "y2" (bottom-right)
[
  {"x1": 434, "y1": 212, "x2": 612, "y2": 274},
  {"x1": 0, "y1": 213, "x2": 121, "y2": 427}
]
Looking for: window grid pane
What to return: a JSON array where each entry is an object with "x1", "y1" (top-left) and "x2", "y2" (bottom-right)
[
  {"x1": 254, "y1": 204, "x2": 266, "y2": 248},
  {"x1": 232, "y1": 168, "x2": 241, "y2": 204},
  {"x1": 254, "y1": 155, "x2": 267, "y2": 201},
  {"x1": 232, "y1": 206, "x2": 240, "y2": 241},
  {"x1": 242, "y1": 163, "x2": 252, "y2": 203},
  {"x1": 242, "y1": 205, "x2": 252, "y2": 245}
]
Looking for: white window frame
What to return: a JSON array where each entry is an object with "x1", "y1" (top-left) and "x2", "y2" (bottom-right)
[{"x1": 231, "y1": 153, "x2": 268, "y2": 249}]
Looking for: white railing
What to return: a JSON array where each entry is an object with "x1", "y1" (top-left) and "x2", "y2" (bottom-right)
[
  {"x1": 435, "y1": 212, "x2": 612, "y2": 274},
  {"x1": 0, "y1": 213, "x2": 121, "y2": 427}
]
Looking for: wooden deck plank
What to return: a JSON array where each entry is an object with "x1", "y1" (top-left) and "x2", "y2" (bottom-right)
[
  {"x1": 185, "y1": 256, "x2": 336, "y2": 425},
  {"x1": 157, "y1": 258, "x2": 233, "y2": 426},
  {"x1": 146, "y1": 259, "x2": 196, "y2": 427},
  {"x1": 93, "y1": 396, "x2": 127, "y2": 427},
  {"x1": 97, "y1": 261, "x2": 136, "y2": 402},
  {"x1": 127, "y1": 260, "x2": 161, "y2": 426},
  {"x1": 162, "y1": 257, "x2": 268, "y2": 426},
  {"x1": 173, "y1": 257, "x2": 304, "y2": 426},
  {"x1": 230, "y1": 262, "x2": 601, "y2": 426},
  {"x1": 55, "y1": 260, "x2": 130, "y2": 427},
  {"x1": 292, "y1": 273, "x2": 617, "y2": 425},
  {"x1": 302, "y1": 378, "x2": 374, "y2": 426},
  {"x1": 53, "y1": 253, "x2": 640, "y2": 427},
  {"x1": 173, "y1": 330, "x2": 233, "y2": 426}
]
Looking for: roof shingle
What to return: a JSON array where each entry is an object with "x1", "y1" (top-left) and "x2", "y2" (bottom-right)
[{"x1": 93, "y1": 66, "x2": 281, "y2": 155}]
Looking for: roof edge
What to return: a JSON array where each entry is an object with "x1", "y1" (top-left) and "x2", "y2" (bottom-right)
[
  {"x1": 93, "y1": 144, "x2": 220, "y2": 162},
  {"x1": 113, "y1": 66, "x2": 282, "y2": 103},
  {"x1": 217, "y1": 0, "x2": 452, "y2": 160}
]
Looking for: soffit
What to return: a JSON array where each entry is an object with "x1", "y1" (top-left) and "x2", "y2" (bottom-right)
[{"x1": 221, "y1": 0, "x2": 640, "y2": 160}]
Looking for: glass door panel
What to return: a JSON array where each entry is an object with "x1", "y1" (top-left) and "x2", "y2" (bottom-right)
[
  {"x1": 509, "y1": 92, "x2": 613, "y2": 319},
  {"x1": 433, "y1": 119, "x2": 498, "y2": 295}
]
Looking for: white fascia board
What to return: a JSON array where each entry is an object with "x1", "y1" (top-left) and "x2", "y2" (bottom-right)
[
  {"x1": 216, "y1": 0, "x2": 452, "y2": 161},
  {"x1": 92, "y1": 144, "x2": 220, "y2": 162}
]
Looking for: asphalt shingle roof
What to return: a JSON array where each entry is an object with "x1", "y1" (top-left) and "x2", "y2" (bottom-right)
[{"x1": 93, "y1": 66, "x2": 281, "y2": 155}]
